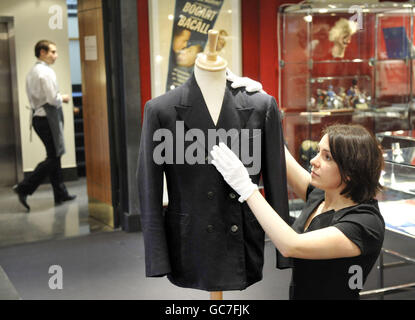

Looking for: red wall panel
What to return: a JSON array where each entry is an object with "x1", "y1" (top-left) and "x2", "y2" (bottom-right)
[
  {"x1": 137, "y1": 0, "x2": 151, "y2": 119},
  {"x1": 241, "y1": 0, "x2": 260, "y2": 80}
]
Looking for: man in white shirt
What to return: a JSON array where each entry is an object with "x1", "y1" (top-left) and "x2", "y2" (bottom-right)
[{"x1": 13, "y1": 40, "x2": 76, "y2": 212}]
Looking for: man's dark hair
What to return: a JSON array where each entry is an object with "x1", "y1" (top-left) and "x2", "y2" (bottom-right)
[
  {"x1": 323, "y1": 124, "x2": 384, "y2": 203},
  {"x1": 34, "y1": 40, "x2": 56, "y2": 58}
]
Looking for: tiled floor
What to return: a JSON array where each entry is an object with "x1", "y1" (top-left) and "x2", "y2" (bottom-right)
[{"x1": 0, "y1": 178, "x2": 113, "y2": 248}]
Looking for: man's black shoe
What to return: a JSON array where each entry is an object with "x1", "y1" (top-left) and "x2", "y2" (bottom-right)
[
  {"x1": 12, "y1": 185, "x2": 30, "y2": 212},
  {"x1": 55, "y1": 194, "x2": 77, "y2": 205}
]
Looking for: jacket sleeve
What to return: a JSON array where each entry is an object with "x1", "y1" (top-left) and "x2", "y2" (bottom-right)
[
  {"x1": 262, "y1": 97, "x2": 292, "y2": 269},
  {"x1": 137, "y1": 102, "x2": 171, "y2": 277}
]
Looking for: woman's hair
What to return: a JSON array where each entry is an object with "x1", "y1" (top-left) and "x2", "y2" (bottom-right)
[
  {"x1": 35, "y1": 40, "x2": 55, "y2": 58},
  {"x1": 322, "y1": 124, "x2": 384, "y2": 203}
]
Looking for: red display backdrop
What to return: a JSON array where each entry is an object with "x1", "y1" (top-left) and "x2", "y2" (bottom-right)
[
  {"x1": 137, "y1": 0, "x2": 151, "y2": 119},
  {"x1": 377, "y1": 14, "x2": 412, "y2": 101}
]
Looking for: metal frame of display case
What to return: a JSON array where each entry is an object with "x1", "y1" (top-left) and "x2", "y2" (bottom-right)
[{"x1": 360, "y1": 248, "x2": 415, "y2": 299}]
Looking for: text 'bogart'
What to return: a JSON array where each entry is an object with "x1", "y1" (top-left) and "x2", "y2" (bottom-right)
[{"x1": 177, "y1": 2, "x2": 220, "y2": 34}]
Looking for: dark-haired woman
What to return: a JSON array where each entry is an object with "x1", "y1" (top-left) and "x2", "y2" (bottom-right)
[{"x1": 210, "y1": 124, "x2": 385, "y2": 300}]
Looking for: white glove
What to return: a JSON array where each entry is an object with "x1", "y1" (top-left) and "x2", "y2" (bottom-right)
[
  {"x1": 210, "y1": 143, "x2": 258, "y2": 203},
  {"x1": 226, "y1": 68, "x2": 266, "y2": 94}
]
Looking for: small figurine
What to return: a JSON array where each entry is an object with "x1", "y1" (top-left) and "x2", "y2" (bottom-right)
[
  {"x1": 310, "y1": 97, "x2": 317, "y2": 111},
  {"x1": 316, "y1": 88, "x2": 326, "y2": 110},
  {"x1": 355, "y1": 90, "x2": 370, "y2": 110},
  {"x1": 327, "y1": 85, "x2": 335, "y2": 97},
  {"x1": 336, "y1": 87, "x2": 347, "y2": 109},
  {"x1": 333, "y1": 95, "x2": 344, "y2": 109},
  {"x1": 347, "y1": 79, "x2": 360, "y2": 107},
  {"x1": 325, "y1": 85, "x2": 336, "y2": 109}
]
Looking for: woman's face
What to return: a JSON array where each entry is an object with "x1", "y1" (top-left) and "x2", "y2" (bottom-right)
[{"x1": 309, "y1": 134, "x2": 344, "y2": 191}]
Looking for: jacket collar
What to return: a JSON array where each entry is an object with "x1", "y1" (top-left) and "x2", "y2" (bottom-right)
[{"x1": 174, "y1": 72, "x2": 254, "y2": 151}]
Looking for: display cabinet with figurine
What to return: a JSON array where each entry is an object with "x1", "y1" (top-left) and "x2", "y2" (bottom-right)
[
  {"x1": 278, "y1": 3, "x2": 415, "y2": 297},
  {"x1": 278, "y1": 1, "x2": 415, "y2": 170}
]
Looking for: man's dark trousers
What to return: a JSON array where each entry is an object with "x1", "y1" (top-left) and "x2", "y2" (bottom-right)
[{"x1": 16, "y1": 116, "x2": 67, "y2": 201}]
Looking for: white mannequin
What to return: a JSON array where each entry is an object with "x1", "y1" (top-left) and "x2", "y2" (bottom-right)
[
  {"x1": 194, "y1": 30, "x2": 227, "y2": 301},
  {"x1": 194, "y1": 30, "x2": 228, "y2": 126}
]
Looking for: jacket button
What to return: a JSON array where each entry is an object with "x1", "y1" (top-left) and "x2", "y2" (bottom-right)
[
  {"x1": 207, "y1": 224, "x2": 214, "y2": 233},
  {"x1": 207, "y1": 191, "x2": 215, "y2": 199},
  {"x1": 229, "y1": 192, "x2": 236, "y2": 199},
  {"x1": 231, "y1": 225, "x2": 238, "y2": 233}
]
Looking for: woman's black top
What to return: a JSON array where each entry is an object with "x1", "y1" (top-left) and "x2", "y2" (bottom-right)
[{"x1": 289, "y1": 185, "x2": 385, "y2": 300}]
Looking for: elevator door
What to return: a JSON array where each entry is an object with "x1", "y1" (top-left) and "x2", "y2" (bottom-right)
[{"x1": 0, "y1": 22, "x2": 17, "y2": 187}]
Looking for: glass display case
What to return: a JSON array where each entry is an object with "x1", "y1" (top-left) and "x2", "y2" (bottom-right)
[
  {"x1": 368, "y1": 144, "x2": 415, "y2": 299},
  {"x1": 381, "y1": 145, "x2": 415, "y2": 196},
  {"x1": 375, "y1": 135, "x2": 415, "y2": 237},
  {"x1": 278, "y1": 1, "x2": 415, "y2": 168}
]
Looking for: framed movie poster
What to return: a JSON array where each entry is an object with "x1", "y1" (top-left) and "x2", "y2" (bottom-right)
[{"x1": 148, "y1": 0, "x2": 242, "y2": 98}]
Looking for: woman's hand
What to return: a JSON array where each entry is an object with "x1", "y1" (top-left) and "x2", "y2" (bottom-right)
[{"x1": 210, "y1": 143, "x2": 258, "y2": 202}]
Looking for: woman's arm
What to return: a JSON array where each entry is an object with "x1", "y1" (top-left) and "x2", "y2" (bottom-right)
[
  {"x1": 224, "y1": 72, "x2": 310, "y2": 200},
  {"x1": 246, "y1": 190, "x2": 361, "y2": 259},
  {"x1": 284, "y1": 146, "x2": 311, "y2": 201},
  {"x1": 210, "y1": 143, "x2": 361, "y2": 260}
]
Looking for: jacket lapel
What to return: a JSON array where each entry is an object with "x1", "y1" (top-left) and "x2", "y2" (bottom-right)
[
  {"x1": 175, "y1": 73, "x2": 216, "y2": 138},
  {"x1": 217, "y1": 88, "x2": 254, "y2": 133},
  {"x1": 174, "y1": 73, "x2": 255, "y2": 153}
]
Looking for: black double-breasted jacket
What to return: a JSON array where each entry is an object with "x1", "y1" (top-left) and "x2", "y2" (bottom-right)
[{"x1": 137, "y1": 73, "x2": 289, "y2": 291}]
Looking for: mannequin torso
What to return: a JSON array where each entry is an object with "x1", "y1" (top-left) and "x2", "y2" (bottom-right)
[{"x1": 194, "y1": 30, "x2": 228, "y2": 300}]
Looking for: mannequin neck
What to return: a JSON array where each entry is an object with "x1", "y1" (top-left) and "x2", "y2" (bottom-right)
[
  {"x1": 194, "y1": 64, "x2": 226, "y2": 87},
  {"x1": 194, "y1": 64, "x2": 226, "y2": 125}
]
